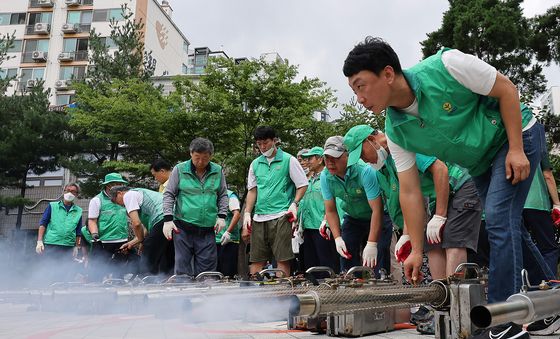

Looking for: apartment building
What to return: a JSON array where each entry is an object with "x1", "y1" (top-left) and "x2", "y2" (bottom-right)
[
  {"x1": 0, "y1": 0, "x2": 190, "y2": 106},
  {"x1": 542, "y1": 86, "x2": 560, "y2": 116}
]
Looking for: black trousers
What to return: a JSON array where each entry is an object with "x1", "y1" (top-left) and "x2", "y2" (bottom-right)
[
  {"x1": 141, "y1": 221, "x2": 175, "y2": 275},
  {"x1": 302, "y1": 229, "x2": 339, "y2": 277},
  {"x1": 216, "y1": 242, "x2": 239, "y2": 277}
]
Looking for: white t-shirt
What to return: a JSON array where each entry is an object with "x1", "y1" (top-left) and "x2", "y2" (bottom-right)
[
  {"x1": 247, "y1": 154, "x2": 308, "y2": 222},
  {"x1": 229, "y1": 195, "x2": 240, "y2": 212},
  {"x1": 123, "y1": 190, "x2": 143, "y2": 213},
  {"x1": 88, "y1": 196, "x2": 101, "y2": 219},
  {"x1": 387, "y1": 49, "x2": 535, "y2": 172}
]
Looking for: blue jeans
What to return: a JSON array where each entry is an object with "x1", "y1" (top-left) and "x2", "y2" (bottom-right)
[
  {"x1": 340, "y1": 213, "x2": 392, "y2": 277},
  {"x1": 472, "y1": 123, "x2": 554, "y2": 302}
]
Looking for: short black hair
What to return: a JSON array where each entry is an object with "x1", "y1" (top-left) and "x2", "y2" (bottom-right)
[
  {"x1": 150, "y1": 158, "x2": 171, "y2": 171},
  {"x1": 254, "y1": 126, "x2": 276, "y2": 141},
  {"x1": 343, "y1": 36, "x2": 402, "y2": 77}
]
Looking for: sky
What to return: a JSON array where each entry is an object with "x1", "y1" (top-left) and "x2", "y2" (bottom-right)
[{"x1": 170, "y1": 0, "x2": 560, "y2": 117}]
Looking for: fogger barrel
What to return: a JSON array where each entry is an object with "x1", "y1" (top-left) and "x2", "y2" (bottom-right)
[
  {"x1": 471, "y1": 288, "x2": 560, "y2": 328},
  {"x1": 291, "y1": 282, "x2": 448, "y2": 317}
]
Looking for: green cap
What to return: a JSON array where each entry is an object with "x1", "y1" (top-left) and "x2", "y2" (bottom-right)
[
  {"x1": 302, "y1": 146, "x2": 324, "y2": 157},
  {"x1": 344, "y1": 125, "x2": 374, "y2": 166},
  {"x1": 101, "y1": 172, "x2": 128, "y2": 186}
]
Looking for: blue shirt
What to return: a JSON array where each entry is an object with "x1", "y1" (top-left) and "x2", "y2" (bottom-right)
[
  {"x1": 40, "y1": 203, "x2": 82, "y2": 235},
  {"x1": 320, "y1": 164, "x2": 380, "y2": 201}
]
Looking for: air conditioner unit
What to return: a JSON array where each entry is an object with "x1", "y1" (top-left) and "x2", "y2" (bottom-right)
[
  {"x1": 31, "y1": 50, "x2": 47, "y2": 61},
  {"x1": 55, "y1": 80, "x2": 72, "y2": 90},
  {"x1": 61, "y1": 23, "x2": 80, "y2": 33},
  {"x1": 65, "y1": 0, "x2": 81, "y2": 6},
  {"x1": 58, "y1": 52, "x2": 74, "y2": 61},
  {"x1": 26, "y1": 79, "x2": 37, "y2": 88},
  {"x1": 37, "y1": 0, "x2": 54, "y2": 7},
  {"x1": 33, "y1": 23, "x2": 51, "y2": 34}
]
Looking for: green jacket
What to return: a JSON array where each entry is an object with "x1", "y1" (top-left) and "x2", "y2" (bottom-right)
[
  {"x1": 43, "y1": 201, "x2": 82, "y2": 246},
  {"x1": 386, "y1": 48, "x2": 534, "y2": 176},
  {"x1": 95, "y1": 191, "x2": 129, "y2": 241},
  {"x1": 132, "y1": 188, "x2": 164, "y2": 231}
]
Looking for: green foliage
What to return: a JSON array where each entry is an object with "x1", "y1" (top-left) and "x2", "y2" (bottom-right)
[
  {"x1": 334, "y1": 97, "x2": 385, "y2": 136},
  {"x1": 0, "y1": 32, "x2": 15, "y2": 92},
  {"x1": 421, "y1": 0, "x2": 547, "y2": 103},
  {"x1": 529, "y1": 5, "x2": 560, "y2": 65},
  {"x1": 172, "y1": 57, "x2": 336, "y2": 196}
]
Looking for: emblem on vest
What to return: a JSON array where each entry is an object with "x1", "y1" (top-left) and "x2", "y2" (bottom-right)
[
  {"x1": 274, "y1": 165, "x2": 281, "y2": 170},
  {"x1": 355, "y1": 188, "x2": 362, "y2": 194},
  {"x1": 442, "y1": 102, "x2": 456, "y2": 113}
]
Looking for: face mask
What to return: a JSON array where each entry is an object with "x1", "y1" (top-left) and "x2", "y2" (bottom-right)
[
  {"x1": 368, "y1": 140, "x2": 388, "y2": 170},
  {"x1": 64, "y1": 192, "x2": 76, "y2": 202},
  {"x1": 262, "y1": 146, "x2": 276, "y2": 158}
]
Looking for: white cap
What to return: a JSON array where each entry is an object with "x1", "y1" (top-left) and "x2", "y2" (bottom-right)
[{"x1": 323, "y1": 136, "x2": 346, "y2": 158}]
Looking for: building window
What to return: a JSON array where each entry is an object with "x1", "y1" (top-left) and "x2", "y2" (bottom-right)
[
  {"x1": 66, "y1": 10, "x2": 92, "y2": 32},
  {"x1": 0, "y1": 13, "x2": 26, "y2": 25},
  {"x1": 0, "y1": 68, "x2": 18, "y2": 79},
  {"x1": 99, "y1": 37, "x2": 116, "y2": 49},
  {"x1": 26, "y1": 180, "x2": 40, "y2": 187},
  {"x1": 56, "y1": 94, "x2": 75, "y2": 106},
  {"x1": 44, "y1": 179, "x2": 63, "y2": 187},
  {"x1": 92, "y1": 8, "x2": 123, "y2": 22},
  {"x1": 182, "y1": 64, "x2": 188, "y2": 74},
  {"x1": 63, "y1": 38, "x2": 88, "y2": 61},
  {"x1": 18, "y1": 67, "x2": 44, "y2": 91},
  {"x1": 0, "y1": 39, "x2": 23, "y2": 53},
  {"x1": 59, "y1": 66, "x2": 86, "y2": 80},
  {"x1": 22, "y1": 39, "x2": 49, "y2": 62},
  {"x1": 28, "y1": 12, "x2": 52, "y2": 25}
]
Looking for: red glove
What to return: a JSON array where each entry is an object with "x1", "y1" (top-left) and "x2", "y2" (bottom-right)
[
  {"x1": 552, "y1": 205, "x2": 560, "y2": 228},
  {"x1": 395, "y1": 234, "x2": 412, "y2": 263}
]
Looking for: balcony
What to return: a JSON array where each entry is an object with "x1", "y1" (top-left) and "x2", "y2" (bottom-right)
[
  {"x1": 61, "y1": 23, "x2": 91, "y2": 34},
  {"x1": 25, "y1": 23, "x2": 51, "y2": 35},
  {"x1": 57, "y1": 51, "x2": 88, "y2": 62},
  {"x1": 22, "y1": 51, "x2": 48, "y2": 63},
  {"x1": 29, "y1": 0, "x2": 54, "y2": 8}
]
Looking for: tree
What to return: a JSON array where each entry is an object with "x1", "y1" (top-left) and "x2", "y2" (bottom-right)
[
  {"x1": 421, "y1": 0, "x2": 547, "y2": 103},
  {"x1": 172, "y1": 57, "x2": 336, "y2": 198},
  {"x1": 334, "y1": 97, "x2": 385, "y2": 136},
  {"x1": 0, "y1": 32, "x2": 15, "y2": 92},
  {"x1": 67, "y1": 3, "x2": 162, "y2": 196}
]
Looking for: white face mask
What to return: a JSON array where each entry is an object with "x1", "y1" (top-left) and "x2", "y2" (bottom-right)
[
  {"x1": 261, "y1": 146, "x2": 276, "y2": 158},
  {"x1": 368, "y1": 140, "x2": 388, "y2": 170},
  {"x1": 63, "y1": 192, "x2": 76, "y2": 202}
]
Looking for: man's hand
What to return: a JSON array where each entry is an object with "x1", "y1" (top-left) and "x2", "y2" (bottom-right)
[
  {"x1": 426, "y1": 215, "x2": 447, "y2": 244},
  {"x1": 287, "y1": 202, "x2": 298, "y2": 233},
  {"x1": 243, "y1": 212, "x2": 252, "y2": 233},
  {"x1": 162, "y1": 221, "x2": 178, "y2": 240},
  {"x1": 335, "y1": 236, "x2": 352, "y2": 259},
  {"x1": 72, "y1": 246, "x2": 79, "y2": 258},
  {"x1": 552, "y1": 204, "x2": 560, "y2": 227},
  {"x1": 505, "y1": 149, "x2": 530, "y2": 185},
  {"x1": 362, "y1": 242, "x2": 377, "y2": 268},
  {"x1": 36, "y1": 240, "x2": 44, "y2": 254},
  {"x1": 214, "y1": 218, "x2": 226, "y2": 234},
  {"x1": 220, "y1": 231, "x2": 232, "y2": 246},
  {"x1": 394, "y1": 234, "x2": 412, "y2": 263},
  {"x1": 403, "y1": 250, "x2": 423, "y2": 285},
  {"x1": 319, "y1": 220, "x2": 331, "y2": 240},
  {"x1": 92, "y1": 232, "x2": 100, "y2": 242}
]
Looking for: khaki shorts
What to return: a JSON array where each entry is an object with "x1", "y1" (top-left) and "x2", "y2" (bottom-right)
[{"x1": 250, "y1": 214, "x2": 294, "y2": 262}]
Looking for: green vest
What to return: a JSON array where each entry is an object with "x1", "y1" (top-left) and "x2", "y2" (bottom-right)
[
  {"x1": 133, "y1": 188, "x2": 164, "y2": 232},
  {"x1": 322, "y1": 161, "x2": 372, "y2": 221},
  {"x1": 253, "y1": 148, "x2": 296, "y2": 215},
  {"x1": 385, "y1": 48, "x2": 534, "y2": 177},
  {"x1": 215, "y1": 190, "x2": 240, "y2": 243},
  {"x1": 175, "y1": 160, "x2": 222, "y2": 227},
  {"x1": 96, "y1": 191, "x2": 129, "y2": 241},
  {"x1": 43, "y1": 201, "x2": 82, "y2": 246},
  {"x1": 300, "y1": 174, "x2": 325, "y2": 230},
  {"x1": 447, "y1": 163, "x2": 471, "y2": 193},
  {"x1": 376, "y1": 157, "x2": 404, "y2": 230},
  {"x1": 524, "y1": 165, "x2": 551, "y2": 211}
]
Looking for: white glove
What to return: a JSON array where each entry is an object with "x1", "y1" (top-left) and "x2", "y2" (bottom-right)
[
  {"x1": 36, "y1": 240, "x2": 44, "y2": 254},
  {"x1": 294, "y1": 229, "x2": 304, "y2": 245},
  {"x1": 426, "y1": 215, "x2": 447, "y2": 244},
  {"x1": 243, "y1": 212, "x2": 252, "y2": 233},
  {"x1": 362, "y1": 242, "x2": 377, "y2": 268},
  {"x1": 287, "y1": 202, "x2": 298, "y2": 223},
  {"x1": 395, "y1": 234, "x2": 411, "y2": 263},
  {"x1": 72, "y1": 246, "x2": 79, "y2": 258},
  {"x1": 162, "y1": 221, "x2": 178, "y2": 240},
  {"x1": 214, "y1": 218, "x2": 226, "y2": 234},
  {"x1": 335, "y1": 236, "x2": 351, "y2": 259},
  {"x1": 220, "y1": 231, "x2": 232, "y2": 246},
  {"x1": 319, "y1": 219, "x2": 331, "y2": 240}
]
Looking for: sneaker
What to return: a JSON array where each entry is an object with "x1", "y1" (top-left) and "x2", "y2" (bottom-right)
[
  {"x1": 411, "y1": 305, "x2": 432, "y2": 325},
  {"x1": 527, "y1": 315, "x2": 560, "y2": 335},
  {"x1": 470, "y1": 322, "x2": 528, "y2": 339}
]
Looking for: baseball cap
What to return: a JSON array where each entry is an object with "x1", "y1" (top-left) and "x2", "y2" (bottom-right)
[
  {"x1": 302, "y1": 146, "x2": 324, "y2": 157},
  {"x1": 323, "y1": 136, "x2": 346, "y2": 158},
  {"x1": 344, "y1": 125, "x2": 374, "y2": 166}
]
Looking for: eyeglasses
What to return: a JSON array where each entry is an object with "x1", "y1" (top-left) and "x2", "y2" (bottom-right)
[{"x1": 64, "y1": 188, "x2": 78, "y2": 194}]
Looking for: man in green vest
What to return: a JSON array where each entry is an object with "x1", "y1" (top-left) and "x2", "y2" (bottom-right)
[
  {"x1": 85, "y1": 173, "x2": 130, "y2": 280},
  {"x1": 343, "y1": 37, "x2": 552, "y2": 338},
  {"x1": 215, "y1": 189, "x2": 241, "y2": 277},
  {"x1": 320, "y1": 136, "x2": 383, "y2": 273},
  {"x1": 243, "y1": 126, "x2": 308, "y2": 277},
  {"x1": 162, "y1": 137, "x2": 229, "y2": 277},
  {"x1": 109, "y1": 186, "x2": 174, "y2": 276},
  {"x1": 36, "y1": 183, "x2": 83, "y2": 281},
  {"x1": 298, "y1": 146, "x2": 339, "y2": 274}
]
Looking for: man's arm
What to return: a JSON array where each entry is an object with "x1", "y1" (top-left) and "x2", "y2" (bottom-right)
[
  {"x1": 367, "y1": 197, "x2": 383, "y2": 242},
  {"x1": 397, "y1": 164, "x2": 425, "y2": 282},
  {"x1": 244, "y1": 187, "x2": 257, "y2": 215},
  {"x1": 543, "y1": 169, "x2": 560, "y2": 205},
  {"x1": 294, "y1": 186, "x2": 307, "y2": 205},
  {"x1": 227, "y1": 210, "x2": 241, "y2": 232},
  {"x1": 324, "y1": 199, "x2": 342, "y2": 238},
  {"x1": 487, "y1": 73, "x2": 529, "y2": 184},
  {"x1": 427, "y1": 160, "x2": 449, "y2": 217},
  {"x1": 162, "y1": 166, "x2": 180, "y2": 221},
  {"x1": 217, "y1": 171, "x2": 229, "y2": 216},
  {"x1": 37, "y1": 204, "x2": 51, "y2": 242}
]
